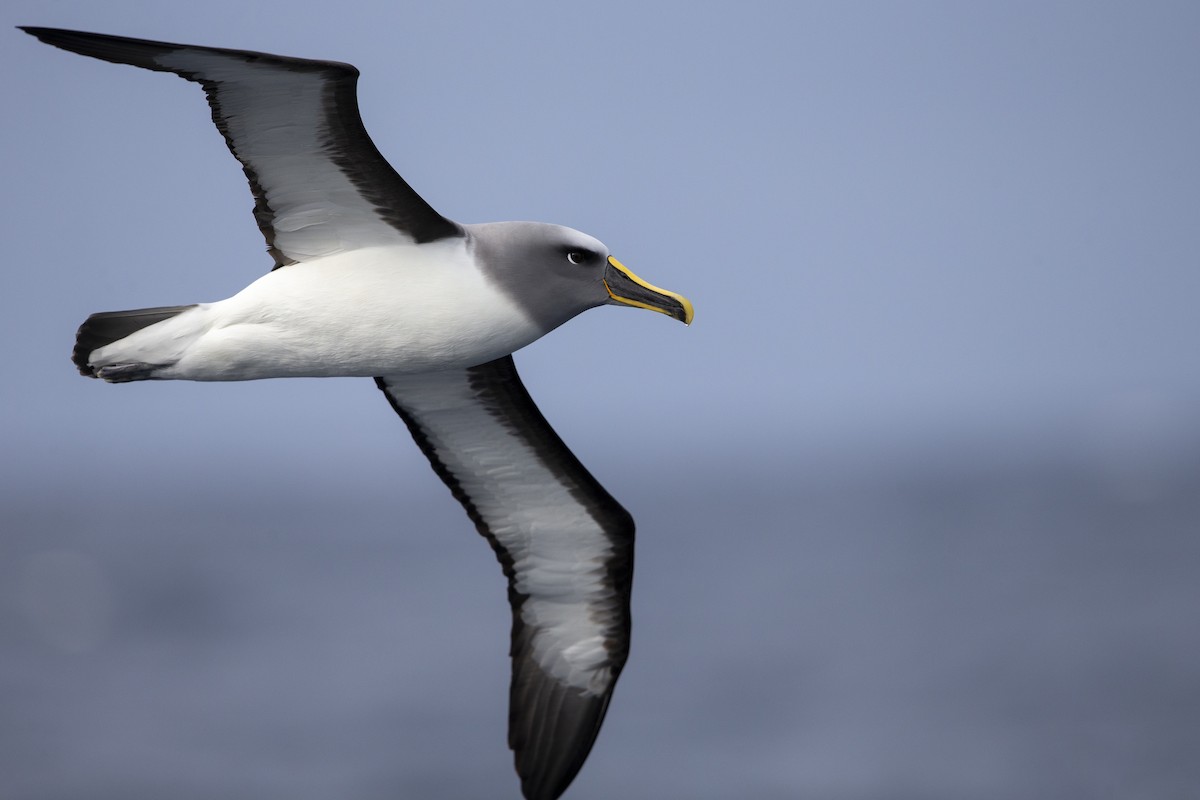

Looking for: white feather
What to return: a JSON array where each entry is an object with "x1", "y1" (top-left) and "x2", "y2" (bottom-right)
[{"x1": 91, "y1": 241, "x2": 543, "y2": 380}]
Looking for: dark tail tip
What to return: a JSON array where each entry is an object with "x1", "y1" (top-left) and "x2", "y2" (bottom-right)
[{"x1": 73, "y1": 305, "x2": 196, "y2": 377}]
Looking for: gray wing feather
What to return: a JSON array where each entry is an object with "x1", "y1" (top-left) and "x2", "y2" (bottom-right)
[
  {"x1": 22, "y1": 27, "x2": 461, "y2": 268},
  {"x1": 377, "y1": 357, "x2": 633, "y2": 800}
]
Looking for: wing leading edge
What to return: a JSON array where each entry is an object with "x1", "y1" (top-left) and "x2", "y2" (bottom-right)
[{"x1": 377, "y1": 357, "x2": 634, "y2": 800}]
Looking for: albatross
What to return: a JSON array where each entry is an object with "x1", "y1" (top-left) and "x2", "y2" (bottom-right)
[{"x1": 22, "y1": 26, "x2": 692, "y2": 800}]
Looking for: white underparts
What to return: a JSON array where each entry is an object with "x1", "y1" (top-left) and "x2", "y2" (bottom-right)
[{"x1": 88, "y1": 243, "x2": 544, "y2": 380}]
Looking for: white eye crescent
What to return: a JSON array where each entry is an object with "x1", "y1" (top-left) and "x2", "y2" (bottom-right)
[{"x1": 566, "y1": 251, "x2": 589, "y2": 265}]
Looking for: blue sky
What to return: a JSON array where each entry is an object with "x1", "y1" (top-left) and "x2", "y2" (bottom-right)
[
  {"x1": 3, "y1": 2, "x2": 1199, "y2": 798},
  {"x1": 5, "y1": 2, "x2": 1200, "y2": 468}
]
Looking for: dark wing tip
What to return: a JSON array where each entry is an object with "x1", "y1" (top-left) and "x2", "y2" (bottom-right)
[
  {"x1": 512, "y1": 678, "x2": 615, "y2": 800},
  {"x1": 19, "y1": 26, "x2": 360, "y2": 76},
  {"x1": 18, "y1": 27, "x2": 177, "y2": 69},
  {"x1": 509, "y1": 629, "x2": 622, "y2": 800}
]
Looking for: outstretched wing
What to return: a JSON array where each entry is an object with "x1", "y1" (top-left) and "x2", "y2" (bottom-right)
[
  {"x1": 377, "y1": 357, "x2": 634, "y2": 800},
  {"x1": 21, "y1": 27, "x2": 462, "y2": 268}
]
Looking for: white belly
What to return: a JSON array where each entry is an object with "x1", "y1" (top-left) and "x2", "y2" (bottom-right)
[{"x1": 96, "y1": 242, "x2": 544, "y2": 381}]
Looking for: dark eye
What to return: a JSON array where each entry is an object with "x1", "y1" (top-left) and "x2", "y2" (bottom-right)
[{"x1": 566, "y1": 250, "x2": 590, "y2": 265}]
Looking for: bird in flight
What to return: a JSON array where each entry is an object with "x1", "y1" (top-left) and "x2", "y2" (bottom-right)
[{"x1": 22, "y1": 26, "x2": 692, "y2": 800}]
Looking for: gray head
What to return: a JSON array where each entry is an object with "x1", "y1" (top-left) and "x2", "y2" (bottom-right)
[{"x1": 467, "y1": 221, "x2": 693, "y2": 334}]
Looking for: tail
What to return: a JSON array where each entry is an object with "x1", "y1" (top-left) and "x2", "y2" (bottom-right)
[{"x1": 73, "y1": 305, "x2": 196, "y2": 380}]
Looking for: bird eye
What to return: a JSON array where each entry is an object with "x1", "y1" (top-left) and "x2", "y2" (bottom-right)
[{"x1": 566, "y1": 251, "x2": 589, "y2": 265}]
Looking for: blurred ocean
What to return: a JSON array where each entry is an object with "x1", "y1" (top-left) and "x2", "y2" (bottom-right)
[{"x1": 3, "y1": 432, "x2": 1197, "y2": 800}]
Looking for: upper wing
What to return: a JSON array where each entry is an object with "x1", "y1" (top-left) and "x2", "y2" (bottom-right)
[
  {"x1": 22, "y1": 27, "x2": 462, "y2": 268},
  {"x1": 377, "y1": 357, "x2": 634, "y2": 800}
]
